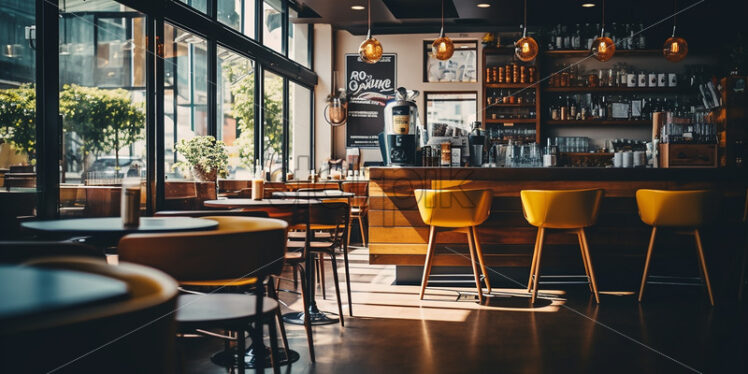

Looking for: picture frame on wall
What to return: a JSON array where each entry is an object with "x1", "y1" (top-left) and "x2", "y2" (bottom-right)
[
  {"x1": 424, "y1": 91, "x2": 478, "y2": 140},
  {"x1": 423, "y1": 40, "x2": 478, "y2": 83}
]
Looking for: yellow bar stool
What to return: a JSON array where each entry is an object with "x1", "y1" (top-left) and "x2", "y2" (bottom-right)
[
  {"x1": 521, "y1": 189, "x2": 604, "y2": 304},
  {"x1": 635, "y1": 189, "x2": 717, "y2": 306},
  {"x1": 414, "y1": 189, "x2": 493, "y2": 303}
]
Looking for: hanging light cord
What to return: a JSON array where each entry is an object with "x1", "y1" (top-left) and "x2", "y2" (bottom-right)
[
  {"x1": 672, "y1": 0, "x2": 678, "y2": 36},
  {"x1": 602, "y1": 0, "x2": 605, "y2": 30},
  {"x1": 441, "y1": 0, "x2": 445, "y2": 35},
  {"x1": 523, "y1": 0, "x2": 527, "y2": 37},
  {"x1": 367, "y1": 0, "x2": 371, "y2": 36}
]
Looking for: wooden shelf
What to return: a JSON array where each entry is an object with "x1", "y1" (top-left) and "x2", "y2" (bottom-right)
[
  {"x1": 544, "y1": 49, "x2": 662, "y2": 57},
  {"x1": 543, "y1": 86, "x2": 688, "y2": 93},
  {"x1": 487, "y1": 103, "x2": 536, "y2": 108},
  {"x1": 545, "y1": 120, "x2": 651, "y2": 125},
  {"x1": 486, "y1": 119, "x2": 538, "y2": 124},
  {"x1": 485, "y1": 83, "x2": 539, "y2": 89}
]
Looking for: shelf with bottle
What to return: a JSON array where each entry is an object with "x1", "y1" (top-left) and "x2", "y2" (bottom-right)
[
  {"x1": 545, "y1": 64, "x2": 689, "y2": 90},
  {"x1": 484, "y1": 62, "x2": 538, "y2": 85},
  {"x1": 485, "y1": 118, "x2": 538, "y2": 124},
  {"x1": 546, "y1": 93, "x2": 697, "y2": 123},
  {"x1": 543, "y1": 49, "x2": 662, "y2": 57},
  {"x1": 540, "y1": 23, "x2": 650, "y2": 52}
]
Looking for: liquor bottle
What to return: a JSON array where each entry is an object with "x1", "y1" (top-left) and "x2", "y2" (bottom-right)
[
  {"x1": 572, "y1": 24, "x2": 582, "y2": 49},
  {"x1": 562, "y1": 25, "x2": 571, "y2": 49},
  {"x1": 609, "y1": 22, "x2": 617, "y2": 45},
  {"x1": 637, "y1": 23, "x2": 647, "y2": 49},
  {"x1": 555, "y1": 24, "x2": 563, "y2": 49}
]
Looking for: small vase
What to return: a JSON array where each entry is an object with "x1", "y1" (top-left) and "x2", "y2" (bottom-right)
[{"x1": 192, "y1": 166, "x2": 217, "y2": 182}]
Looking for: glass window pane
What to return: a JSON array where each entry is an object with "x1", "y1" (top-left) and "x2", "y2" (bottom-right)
[
  {"x1": 58, "y1": 0, "x2": 148, "y2": 217},
  {"x1": 217, "y1": 46, "x2": 255, "y2": 179},
  {"x1": 163, "y1": 23, "x2": 208, "y2": 193},
  {"x1": 289, "y1": 82, "x2": 310, "y2": 180},
  {"x1": 262, "y1": 70, "x2": 283, "y2": 181},
  {"x1": 0, "y1": 0, "x2": 37, "y2": 235},
  {"x1": 178, "y1": 0, "x2": 208, "y2": 14},
  {"x1": 218, "y1": 0, "x2": 255, "y2": 39},
  {"x1": 288, "y1": 8, "x2": 309, "y2": 67},
  {"x1": 262, "y1": 0, "x2": 283, "y2": 54}
]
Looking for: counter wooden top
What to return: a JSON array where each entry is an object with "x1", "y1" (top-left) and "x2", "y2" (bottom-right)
[{"x1": 369, "y1": 167, "x2": 747, "y2": 182}]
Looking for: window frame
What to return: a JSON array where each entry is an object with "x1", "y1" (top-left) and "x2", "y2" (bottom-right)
[{"x1": 32, "y1": 0, "x2": 315, "y2": 217}]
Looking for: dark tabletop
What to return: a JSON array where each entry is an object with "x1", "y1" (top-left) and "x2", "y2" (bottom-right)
[
  {"x1": 21, "y1": 217, "x2": 218, "y2": 236},
  {"x1": 0, "y1": 265, "x2": 129, "y2": 326},
  {"x1": 204, "y1": 198, "x2": 321, "y2": 209},
  {"x1": 272, "y1": 190, "x2": 354, "y2": 199}
]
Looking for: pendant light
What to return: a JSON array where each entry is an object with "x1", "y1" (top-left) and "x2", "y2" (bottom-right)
[
  {"x1": 325, "y1": 72, "x2": 348, "y2": 127},
  {"x1": 591, "y1": 0, "x2": 615, "y2": 62},
  {"x1": 663, "y1": 0, "x2": 688, "y2": 62},
  {"x1": 432, "y1": 0, "x2": 454, "y2": 60},
  {"x1": 359, "y1": 0, "x2": 383, "y2": 64},
  {"x1": 515, "y1": 0, "x2": 538, "y2": 62}
]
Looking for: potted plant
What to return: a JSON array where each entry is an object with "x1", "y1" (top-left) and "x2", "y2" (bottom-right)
[{"x1": 173, "y1": 136, "x2": 229, "y2": 182}]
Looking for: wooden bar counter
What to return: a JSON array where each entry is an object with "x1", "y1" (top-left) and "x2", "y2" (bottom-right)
[{"x1": 368, "y1": 167, "x2": 748, "y2": 289}]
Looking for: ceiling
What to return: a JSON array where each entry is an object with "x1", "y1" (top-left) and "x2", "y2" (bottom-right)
[{"x1": 294, "y1": 0, "x2": 743, "y2": 47}]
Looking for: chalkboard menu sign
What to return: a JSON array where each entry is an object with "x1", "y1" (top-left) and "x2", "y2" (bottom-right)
[{"x1": 345, "y1": 54, "x2": 396, "y2": 148}]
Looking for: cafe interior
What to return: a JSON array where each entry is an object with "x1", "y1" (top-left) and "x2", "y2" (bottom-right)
[{"x1": 1, "y1": 0, "x2": 747, "y2": 372}]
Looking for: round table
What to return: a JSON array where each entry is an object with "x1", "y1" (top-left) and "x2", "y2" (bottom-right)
[
  {"x1": 204, "y1": 198, "x2": 320, "y2": 209},
  {"x1": 21, "y1": 217, "x2": 219, "y2": 249},
  {"x1": 272, "y1": 190, "x2": 354, "y2": 199},
  {"x1": 22, "y1": 217, "x2": 218, "y2": 236},
  {"x1": 0, "y1": 265, "x2": 129, "y2": 331}
]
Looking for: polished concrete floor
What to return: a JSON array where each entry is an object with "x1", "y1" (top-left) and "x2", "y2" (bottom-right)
[{"x1": 182, "y1": 247, "x2": 747, "y2": 374}]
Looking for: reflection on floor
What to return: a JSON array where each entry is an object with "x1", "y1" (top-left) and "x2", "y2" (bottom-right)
[{"x1": 182, "y1": 246, "x2": 747, "y2": 373}]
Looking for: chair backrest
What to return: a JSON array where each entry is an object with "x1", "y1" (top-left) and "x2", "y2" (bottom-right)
[
  {"x1": 0, "y1": 241, "x2": 103, "y2": 264},
  {"x1": 520, "y1": 189, "x2": 604, "y2": 229},
  {"x1": 153, "y1": 210, "x2": 269, "y2": 218},
  {"x1": 287, "y1": 182, "x2": 340, "y2": 191},
  {"x1": 118, "y1": 217, "x2": 288, "y2": 283},
  {"x1": 7, "y1": 257, "x2": 178, "y2": 374},
  {"x1": 636, "y1": 189, "x2": 718, "y2": 227},
  {"x1": 342, "y1": 181, "x2": 368, "y2": 196},
  {"x1": 414, "y1": 189, "x2": 492, "y2": 228}
]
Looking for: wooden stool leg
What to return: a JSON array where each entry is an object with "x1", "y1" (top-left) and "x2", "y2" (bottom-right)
[
  {"x1": 267, "y1": 315, "x2": 281, "y2": 374},
  {"x1": 579, "y1": 228, "x2": 600, "y2": 304},
  {"x1": 347, "y1": 217, "x2": 353, "y2": 247},
  {"x1": 359, "y1": 216, "x2": 367, "y2": 247},
  {"x1": 531, "y1": 228, "x2": 546, "y2": 304},
  {"x1": 466, "y1": 227, "x2": 485, "y2": 304},
  {"x1": 342, "y1": 237, "x2": 353, "y2": 317},
  {"x1": 318, "y1": 253, "x2": 326, "y2": 299},
  {"x1": 471, "y1": 226, "x2": 492, "y2": 293},
  {"x1": 638, "y1": 227, "x2": 657, "y2": 302},
  {"x1": 694, "y1": 229, "x2": 715, "y2": 306},
  {"x1": 419, "y1": 226, "x2": 438, "y2": 300},
  {"x1": 527, "y1": 228, "x2": 542, "y2": 292},
  {"x1": 577, "y1": 230, "x2": 593, "y2": 293}
]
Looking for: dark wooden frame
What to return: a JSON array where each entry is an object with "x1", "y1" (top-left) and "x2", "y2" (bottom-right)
[{"x1": 422, "y1": 40, "x2": 478, "y2": 83}]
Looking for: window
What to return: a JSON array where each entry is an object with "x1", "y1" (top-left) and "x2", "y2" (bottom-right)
[
  {"x1": 288, "y1": 8, "x2": 309, "y2": 68},
  {"x1": 178, "y1": 0, "x2": 208, "y2": 14},
  {"x1": 58, "y1": 0, "x2": 148, "y2": 217},
  {"x1": 217, "y1": 46, "x2": 256, "y2": 179},
  {"x1": 262, "y1": 0, "x2": 283, "y2": 54},
  {"x1": 164, "y1": 24, "x2": 208, "y2": 181},
  {"x1": 218, "y1": 0, "x2": 255, "y2": 39},
  {"x1": 0, "y1": 0, "x2": 37, "y2": 235},
  {"x1": 289, "y1": 81, "x2": 311, "y2": 179},
  {"x1": 262, "y1": 70, "x2": 283, "y2": 181}
]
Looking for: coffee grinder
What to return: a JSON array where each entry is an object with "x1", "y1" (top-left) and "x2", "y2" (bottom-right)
[{"x1": 379, "y1": 87, "x2": 423, "y2": 166}]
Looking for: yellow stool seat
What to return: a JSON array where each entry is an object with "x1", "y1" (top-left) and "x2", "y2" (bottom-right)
[
  {"x1": 520, "y1": 189, "x2": 603, "y2": 229},
  {"x1": 414, "y1": 189, "x2": 493, "y2": 303},
  {"x1": 635, "y1": 189, "x2": 716, "y2": 305},
  {"x1": 520, "y1": 189, "x2": 604, "y2": 304},
  {"x1": 414, "y1": 189, "x2": 492, "y2": 228},
  {"x1": 636, "y1": 189, "x2": 716, "y2": 227}
]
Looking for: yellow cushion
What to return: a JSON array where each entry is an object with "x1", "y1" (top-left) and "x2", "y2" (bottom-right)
[
  {"x1": 180, "y1": 277, "x2": 258, "y2": 287},
  {"x1": 520, "y1": 189, "x2": 603, "y2": 229},
  {"x1": 636, "y1": 189, "x2": 716, "y2": 227},
  {"x1": 414, "y1": 189, "x2": 492, "y2": 228}
]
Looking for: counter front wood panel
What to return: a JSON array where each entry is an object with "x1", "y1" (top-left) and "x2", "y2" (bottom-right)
[{"x1": 367, "y1": 167, "x2": 747, "y2": 273}]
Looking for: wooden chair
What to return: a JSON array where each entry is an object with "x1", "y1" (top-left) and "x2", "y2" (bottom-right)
[{"x1": 13, "y1": 257, "x2": 178, "y2": 374}]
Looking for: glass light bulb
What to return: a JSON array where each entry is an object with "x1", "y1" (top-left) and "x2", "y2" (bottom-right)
[
  {"x1": 591, "y1": 36, "x2": 615, "y2": 62},
  {"x1": 514, "y1": 36, "x2": 538, "y2": 62},
  {"x1": 359, "y1": 36, "x2": 383, "y2": 64},
  {"x1": 663, "y1": 36, "x2": 688, "y2": 62},
  {"x1": 432, "y1": 36, "x2": 454, "y2": 60}
]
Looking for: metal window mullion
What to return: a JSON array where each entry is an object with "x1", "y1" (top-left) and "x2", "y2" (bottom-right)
[
  {"x1": 281, "y1": 0, "x2": 288, "y2": 57},
  {"x1": 255, "y1": 64, "x2": 263, "y2": 172},
  {"x1": 36, "y1": 0, "x2": 60, "y2": 219},
  {"x1": 207, "y1": 39, "x2": 217, "y2": 138},
  {"x1": 155, "y1": 17, "x2": 166, "y2": 212},
  {"x1": 145, "y1": 14, "x2": 157, "y2": 215},
  {"x1": 282, "y1": 76, "x2": 289, "y2": 181}
]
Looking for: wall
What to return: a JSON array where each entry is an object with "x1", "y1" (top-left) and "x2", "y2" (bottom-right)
[{"x1": 313, "y1": 24, "x2": 334, "y2": 171}]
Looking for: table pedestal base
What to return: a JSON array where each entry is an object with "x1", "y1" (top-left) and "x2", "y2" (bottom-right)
[
  {"x1": 211, "y1": 346, "x2": 300, "y2": 369},
  {"x1": 282, "y1": 310, "x2": 338, "y2": 326}
]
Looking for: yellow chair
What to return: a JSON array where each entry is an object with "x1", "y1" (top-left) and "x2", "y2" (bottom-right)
[
  {"x1": 635, "y1": 189, "x2": 717, "y2": 305},
  {"x1": 414, "y1": 189, "x2": 492, "y2": 303},
  {"x1": 521, "y1": 189, "x2": 604, "y2": 304}
]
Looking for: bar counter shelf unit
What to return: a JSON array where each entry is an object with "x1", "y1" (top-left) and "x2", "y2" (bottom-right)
[{"x1": 367, "y1": 167, "x2": 748, "y2": 296}]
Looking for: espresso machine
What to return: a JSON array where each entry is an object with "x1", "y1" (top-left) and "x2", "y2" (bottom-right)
[{"x1": 379, "y1": 87, "x2": 423, "y2": 166}]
